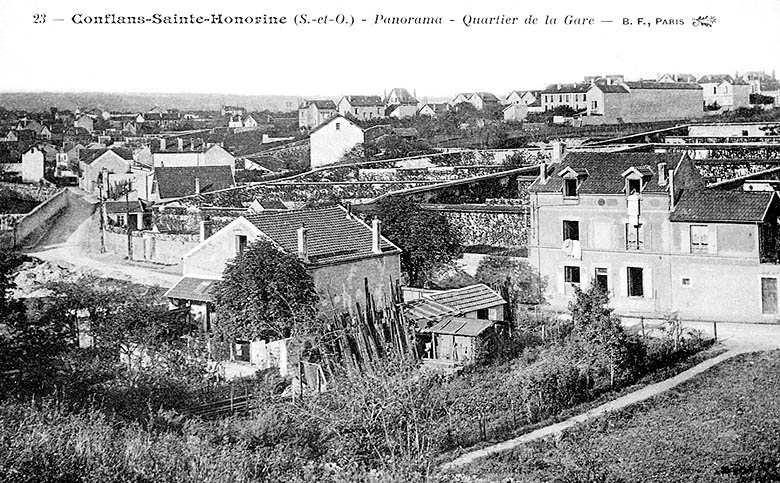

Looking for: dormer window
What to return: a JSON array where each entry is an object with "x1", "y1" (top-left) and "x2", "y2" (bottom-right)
[
  {"x1": 558, "y1": 166, "x2": 588, "y2": 198},
  {"x1": 621, "y1": 166, "x2": 652, "y2": 195},
  {"x1": 627, "y1": 178, "x2": 641, "y2": 195}
]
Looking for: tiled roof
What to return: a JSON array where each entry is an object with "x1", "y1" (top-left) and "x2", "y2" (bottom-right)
[
  {"x1": 625, "y1": 81, "x2": 702, "y2": 90},
  {"x1": 302, "y1": 99, "x2": 337, "y2": 110},
  {"x1": 472, "y1": 92, "x2": 500, "y2": 102},
  {"x1": 385, "y1": 88, "x2": 418, "y2": 105},
  {"x1": 155, "y1": 165, "x2": 235, "y2": 199},
  {"x1": 529, "y1": 152, "x2": 684, "y2": 194},
  {"x1": 698, "y1": 74, "x2": 734, "y2": 84},
  {"x1": 426, "y1": 283, "x2": 506, "y2": 314},
  {"x1": 80, "y1": 147, "x2": 134, "y2": 165},
  {"x1": 421, "y1": 317, "x2": 496, "y2": 337},
  {"x1": 592, "y1": 84, "x2": 630, "y2": 94},
  {"x1": 541, "y1": 83, "x2": 590, "y2": 94},
  {"x1": 104, "y1": 200, "x2": 148, "y2": 214},
  {"x1": 760, "y1": 79, "x2": 780, "y2": 91},
  {"x1": 343, "y1": 95, "x2": 383, "y2": 107},
  {"x1": 309, "y1": 115, "x2": 360, "y2": 135},
  {"x1": 164, "y1": 277, "x2": 217, "y2": 303},
  {"x1": 245, "y1": 205, "x2": 400, "y2": 265},
  {"x1": 670, "y1": 190, "x2": 775, "y2": 223},
  {"x1": 403, "y1": 298, "x2": 460, "y2": 328}
]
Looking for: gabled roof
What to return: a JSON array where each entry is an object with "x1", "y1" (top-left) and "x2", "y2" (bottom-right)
[
  {"x1": 698, "y1": 74, "x2": 734, "y2": 84},
  {"x1": 385, "y1": 88, "x2": 418, "y2": 105},
  {"x1": 155, "y1": 165, "x2": 235, "y2": 199},
  {"x1": 530, "y1": 152, "x2": 683, "y2": 194},
  {"x1": 164, "y1": 277, "x2": 217, "y2": 303},
  {"x1": 659, "y1": 73, "x2": 698, "y2": 83},
  {"x1": 244, "y1": 205, "x2": 400, "y2": 265},
  {"x1": 541, "y1": 83, "x2": 590, "y2": 94},
  {"x1": 670, "y1": 190, "x2": 776, "y2": 224},
  {"x1": 309, "y1": 114, "x2": 361, "y2": 135},
  {"x1": 342, "y1": 95, "x2": 384, "y2": 107},
  {"x1": 470, "y1": 92, "x2": 500, "y2": 102},
  {"x1": 426, "y1": 283, "x2": 506, "y2": 314},
  {"x1": 80, "y1": 147, "x2": 134, "y2": 165},
  {"x1": 621, "y1": 166, "x2": 654, "y2": 178},
  {"x1": 421, "y1": 317, "x2": 496, "y2": 337},
  {"x1": 302, "y1": 99, "x2": 337, "y2": 110},
  {"x1": 591, "y1": 84, "x2": 630, "y2": 94},
  {"x1": 625, "y1": 81, "x2": 702, "y2": 90}
]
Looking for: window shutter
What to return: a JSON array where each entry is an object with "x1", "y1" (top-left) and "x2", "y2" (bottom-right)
[
  {"x1": 557, "y1": 270, "x2": 565, "y2": 294},
  {"x1": 643, "y1": 267, "x2": 653, "y2": 299},
  {"x1": 616, "y1": 222, "x2": 626, "y2": 250},
  {"x1": 708, "y1": 225, "x2": 718, "y2": 254},
  {"x1": 681, "y1": 225, "x2": 691, "y2": 253},
  {"x1": 620, "y1": 267, "x2": 628, "y2": 297}
]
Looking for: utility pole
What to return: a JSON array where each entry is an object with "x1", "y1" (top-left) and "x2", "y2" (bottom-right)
[
  {"x1": 98, "y1": 169, "x2": 106, "y2": 253},
  {"x1": 125, "y1": 187, "x2": 132, "y2": 259}
]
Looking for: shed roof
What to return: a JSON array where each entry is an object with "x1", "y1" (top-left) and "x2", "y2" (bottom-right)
[
  {"x1": 164, "y1": 277, "x2": 217, "y2": 303},
  {"x1": 421, "y1": 317, "x2": 496, "y2": 337},
  {"x1": 426, "y1": 283, "x2": 506, "y2": 314},
  {"x1": 670, "y1": 190, "x2": 776, "y2": 224}
]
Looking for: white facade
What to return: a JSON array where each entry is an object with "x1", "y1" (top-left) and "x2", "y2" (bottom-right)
[
  {"x1": 152, "y1": 145, "x2": 236, "y2": 173},
  {"x1": 310, "y1": 116, "x2": 364, "y2": 168},
  {"x1": 22, "y1": 147, "x2": 45, "y2": 183}
]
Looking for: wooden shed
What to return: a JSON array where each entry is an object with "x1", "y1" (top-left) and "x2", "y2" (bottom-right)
[{"x1": 421, "y1": 317, "x2": 504, "y2": 366}]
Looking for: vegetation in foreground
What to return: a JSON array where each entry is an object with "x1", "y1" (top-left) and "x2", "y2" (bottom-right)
[
  {"x1": 456, "y1": 350, "x2": 780, "y2": 483},
  {"x1": 0, "y1": 249, "x2": 714, "y2": 482}
]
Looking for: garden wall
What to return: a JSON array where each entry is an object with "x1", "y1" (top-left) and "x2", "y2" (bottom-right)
[
  {"x1": 103, "y1": 226, "x2": 200, "y2": 265},
  {"x1": 421, "y1": 203, "x2": 530, "y2": 249}
]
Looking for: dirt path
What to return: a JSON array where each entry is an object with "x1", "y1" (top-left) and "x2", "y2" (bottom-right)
[
  {"x1": 24, "y1": 188, "x2": 181, "y2": 288},
  {"x1": 442, "y1": 349, "x2": 743, "y2": 470}
]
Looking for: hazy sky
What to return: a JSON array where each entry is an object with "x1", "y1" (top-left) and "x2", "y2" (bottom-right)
[{"x1": 1, "y1": 0, "x2": 779, "y2": 98}]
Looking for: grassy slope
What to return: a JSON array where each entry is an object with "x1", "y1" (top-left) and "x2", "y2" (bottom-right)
[{"x1": 457, "y1": 350, "x2": 780, "y2": 482}]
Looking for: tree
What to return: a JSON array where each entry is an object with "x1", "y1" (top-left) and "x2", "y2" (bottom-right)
[
  {"x1": 212, "y1": 240, "x2": 319, "y2": 342},
  {"x1": 475, "y1": 256, "x2": 546, "y2": 321},
  {"x1": 375, "y1": 196, "x2": 463, "y2": 287}
]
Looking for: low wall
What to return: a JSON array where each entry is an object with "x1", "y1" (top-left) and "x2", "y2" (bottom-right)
[
  {"x1": 103, "y1": 226, "x2": 199, "y2": 264},
  {"x1": 0, "y1": 181, "x2": 59, "y2": 202},
  {"x1": 422, "y1": 203, "x2": 530, "y2": 249},
  {"x1": 4, "y1": 189, "x2": 68, "y2": 248}
]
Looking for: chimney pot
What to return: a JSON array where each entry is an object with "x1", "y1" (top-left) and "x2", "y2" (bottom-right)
[
  {"x1": 194, "y1": 176, "x2": 201, "y2": 194},
  {"x1": 297, "y1": 225, "x2": 309, "y2": 262},
  {"x1": 657, "y1": 162, "x2": 668, "y2": 186},
  {"x1": 372, "y1": 218, "x2": 382, "y2": 254},
  {"x1": 539, "y1": 162, "x2": 548, "y2": 184},
  {"x1": 199, "y1": 220, "x2": 212, "y2": 242}
]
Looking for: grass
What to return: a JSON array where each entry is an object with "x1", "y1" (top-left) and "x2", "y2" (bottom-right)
[{"x1": 453, "y1": 350, "x2": 780, "y2": 482}]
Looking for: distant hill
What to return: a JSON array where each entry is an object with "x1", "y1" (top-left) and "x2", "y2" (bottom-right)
[{"x1": 0, "y1": 92, "x2": 339, "y2": 113}]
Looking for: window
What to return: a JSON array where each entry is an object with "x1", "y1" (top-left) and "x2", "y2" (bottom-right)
[
  {"x1": 627, "y1": 178, "x2": 641, "y2": 194},
  {"x1": 742, "y1": 130, "x2": 749, "y2": 136},
  {"x1": 354, "y1": 108, "x2": 358, "y2": 115},
  {"x1": 236, "y1": 234, "x2": 248, "y2": 254},
  {"x1": 681, "y1": 277, "x2": 691, "y2": 287},
  {"x1": 476, "y1": 308, "x2": 489, "y2": 320},
  {"x1": 592, "y1": 100, "x2": 598, "y2": 109},
  {"x1": 595, "y1": 268, "x2": 609, "y2": 293},
  {"x1": 335, "y1": 122, "x2": 341, "y2": 130},
  {"x1": 563, "y1": 220, "x2": 580, "y2": 241},
  {"x1": 690, "y1": 225, "x2": 708, "y2": 253},
  {"x1": 713, "y1": 87, "x2": 717, "y2": 94},
  {"x1": 762, "y1": 277, "x2": 778, "y2": 314},
  {"x1": 564, "y1": 179, "x2": 578, "y2": 197},
  {"x1": 564, "y1": 266, "x2": 581, "y2": 284},
  {"x1": 627, "y1": 267, "x2": 644, "y2": 297},
  {"x1": 234, "y1": 340, "x2": 251, "y2": 362},
  {"x1": 626, "y1": 224, "x2": 644, "y2": 250}
]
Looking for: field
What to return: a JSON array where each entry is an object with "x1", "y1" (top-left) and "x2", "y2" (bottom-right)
[{"x1": 457, "y1": 350, "x2": 780, "y2": 482}]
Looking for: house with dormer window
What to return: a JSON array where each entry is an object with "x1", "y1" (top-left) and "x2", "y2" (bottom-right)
[{"x1": 529, "y1": 148, "x2": 780, "y2": 323}]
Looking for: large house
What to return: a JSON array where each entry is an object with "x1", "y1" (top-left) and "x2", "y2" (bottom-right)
[
  {"x1": 467, "y1": 92, "x2": 500, "y2": 111},
  {"x1": 585, "y1": 81, "x2": 703, "y2": 123},
  {"x1": 151, "y1": 139, "x2": 235, "y2": 173},
  {"x1": 165, "y1": 204, "x2": 402, "y2": 330},
  {"x1": 142, "y1": 165, "x2": 235, "y2": 202},
  {"x1": 309, "y1": 115, "x2": 364, "y2": 168},
  {"x1": 78, "y1": 147, "x2": 137, "y2": 194},
  {"x1": 385, "y1": 88, "x2": 418, "y2": 118},
  {"x1": 505, "y1": 90, "x2": 539, "y2": 107},
  {"x1": 540, "y1": 84, "x2": 590, "y2": 112},
  {"x1": 337, "y1": 95, "x2": 385, "y2": 121},
  {"x1": 698, "y1": 75, "x2": 751, "y2": 110},
  {"x1": 298, "y1": 100, "x2": 337, "y2": 128},
  {"x1": 528, "y1": 149, "x2": 780, "y2": 324}
]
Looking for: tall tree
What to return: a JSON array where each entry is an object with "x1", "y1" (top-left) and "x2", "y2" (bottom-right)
[
  {"x1": 375, "y1": 196, "x2": 463, "y2": 287},
  {"x1": 212, "y1": 240, "x2": 319, "y2": 342}
]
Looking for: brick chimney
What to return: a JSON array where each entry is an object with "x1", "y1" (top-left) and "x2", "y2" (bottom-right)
[
  {"x1": 194, "y1": 176, "x2": 200, "y2": 194},
  {"x1": 552, "y1": 141, "x2": 566, "y2": 163},
  {"x1": 372, "y1": 218, "x2": 382, "y2": 254},
  {"x1": 177, "y1": 138, "x2": 184, "y2": 151},
  {"x1": 199, "y1": 219, "x2": 212, "y2": 243},
  {"x1": 657, "y1": 161, "x2": 668, "y2": 186},
  {"x1": 539, "y1": 161, "x2": 548, "y2": 184},
  {"x1": 159, "y1": 138, "x2": 166, "y2": 151},
  {"x1": 297, "y1": 224, "x2": 309, "y2": 262}
]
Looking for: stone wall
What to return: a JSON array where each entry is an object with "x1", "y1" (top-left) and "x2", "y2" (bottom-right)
[
  {"x1": 421, "y1": 204, "x2": 530, "y2": 249},
  {"x1": 5, "y1": 189, "x2": 69, "y2": 248},
  {"x1": 103, "y1": 225, "x2": 200, "y2": 265}
]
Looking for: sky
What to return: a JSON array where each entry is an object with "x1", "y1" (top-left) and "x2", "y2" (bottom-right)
[{"x1": 1, "y1": 0, "x2": 779, "y2": 98}]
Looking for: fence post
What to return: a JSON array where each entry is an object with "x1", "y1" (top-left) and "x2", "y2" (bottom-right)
[{"x1": 713, "y1": 321, "x2": 718, "y2": 341}]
